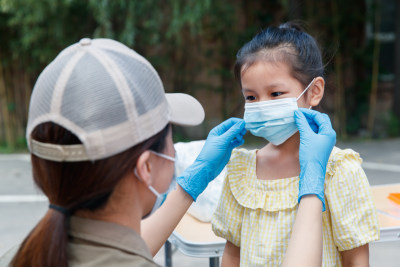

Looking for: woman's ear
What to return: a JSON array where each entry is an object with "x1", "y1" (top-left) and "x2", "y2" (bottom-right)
[
  {"x1": 135, "y1": 151, "x2": 152, "y2": 187},
  {"x1": 309, "y1": 76, "x2": 325, "y2": 107}
]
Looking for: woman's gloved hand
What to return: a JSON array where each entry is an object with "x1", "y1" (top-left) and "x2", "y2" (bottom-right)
[
  {"x1": 294, "y1": 108, "x2": 336, "y2": 211},
  {"x1": 177, "y1": 118, "x2": 246, "y2": 201}
]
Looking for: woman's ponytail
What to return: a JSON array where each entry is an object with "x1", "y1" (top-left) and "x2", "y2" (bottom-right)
[{"x1": 11, "y1": 210, "x2": 69, "y2": 267}]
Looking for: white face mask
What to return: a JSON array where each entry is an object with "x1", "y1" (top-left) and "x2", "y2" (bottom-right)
[
  {"x1": 135, "y1": 150, "x2": 176, "y2": 219},
  {"x1": 243, "y1": 78, "x2": 315, "y2": 145}
]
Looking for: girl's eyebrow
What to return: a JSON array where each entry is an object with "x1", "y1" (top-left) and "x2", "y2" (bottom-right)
[
  {"x1": 242, "y1": 88, "x2": 256, "y2": 93},
  {"x1": 265, "y1": 82, "x2": 285, "y2": 89},
  {"x1": 242, "y1": 83, "x2": 286, "y2": 93}
]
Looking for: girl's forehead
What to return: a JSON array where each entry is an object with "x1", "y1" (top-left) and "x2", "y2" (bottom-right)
[
  {"x1": 241, "y1": 61, "x2": 294, "y2": 84},
  {"x1": 241, "y1": 61, "x2": 304, "y2": 92},
  {"x1": 241, "y1": 60, "x2": 292, "y2": 78}
]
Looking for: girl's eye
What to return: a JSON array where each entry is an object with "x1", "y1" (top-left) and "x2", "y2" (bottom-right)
[
  {"x1": 271, "y1": 92, "x2": 283, "y2": 97},
  {"x1": 245, "y1": 95, "x2": 256, "y2": 101}
]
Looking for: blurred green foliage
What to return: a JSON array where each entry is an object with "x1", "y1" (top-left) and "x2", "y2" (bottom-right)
[
  {"x1": 387, "y1": 112, "x2": 400, "y2": 137},
  {"x1": 0, "y1": 0, "x2": 399, "y2": 151}
]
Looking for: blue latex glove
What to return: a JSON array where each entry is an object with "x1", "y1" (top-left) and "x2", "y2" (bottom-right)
[
  {"x1": 177, "y1": 118, "x2": 247, "y2": 201},
  {"x1": 294, "y1": 108, "x2": 336, "y2": 211}
]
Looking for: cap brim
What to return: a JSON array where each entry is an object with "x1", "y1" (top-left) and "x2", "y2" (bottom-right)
[{"x1": 166, "y1": 93, "x2": 205, "y2": 126}]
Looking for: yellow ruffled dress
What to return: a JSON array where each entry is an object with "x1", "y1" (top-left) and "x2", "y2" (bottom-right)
[{"x1": 211, "y1": 147, "x2": 379, "y2": 267}]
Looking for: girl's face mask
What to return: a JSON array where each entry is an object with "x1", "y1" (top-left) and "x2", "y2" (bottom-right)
[{"x1": 243, "y1": 78, "x2": 315, "y2": 145}]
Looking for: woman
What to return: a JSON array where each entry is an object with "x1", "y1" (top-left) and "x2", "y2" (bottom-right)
[{"x1": 10, "y1": 38, "x2": 335, "y2": 267}]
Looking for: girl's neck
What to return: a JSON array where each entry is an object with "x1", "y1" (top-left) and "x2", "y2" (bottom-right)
[
  {"x1": 263, "y1": 132, "x2": 300, "y2": 155},
  {"x1": 256, "y1": 132, "x2": 301, "y2": 180}
]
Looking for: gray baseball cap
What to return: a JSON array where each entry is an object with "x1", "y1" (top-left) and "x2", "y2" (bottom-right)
[{"x1": 26, "y1": 38, "x2": 204, "y2": 162}]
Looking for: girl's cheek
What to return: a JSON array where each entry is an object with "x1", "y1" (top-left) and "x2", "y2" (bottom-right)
[{"x1": 297, "y1": 99, "x2": 309, "y2": 108}]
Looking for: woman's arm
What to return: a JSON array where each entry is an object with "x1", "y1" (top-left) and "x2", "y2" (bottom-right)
[
  {"x1": 282, "y1": 195, "x2": 323, "y2": 267},
  {"x1": 142, "y1": 118, "x2": 246, "y2": 256},
  {"x1": 141, "y1": 185, "x2": 193, "y2": 256},
  {"x1": 142, "y1": 119, "x2": 245, "y2": 255},
  {"x1": 341, "y1": 244, "x2": 369, "y2": 267},
  {"x1": 221, "y1": 241, "x2": 240, "y2": 267}
]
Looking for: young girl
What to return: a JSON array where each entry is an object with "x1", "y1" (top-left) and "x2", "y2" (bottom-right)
[{"x1": 211, "y1": 22, "x2": 379, "y2": 267}]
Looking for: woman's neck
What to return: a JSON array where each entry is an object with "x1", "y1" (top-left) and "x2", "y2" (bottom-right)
[{"x1": 75, "y1": 175, "x2": 144, "y2": 234}]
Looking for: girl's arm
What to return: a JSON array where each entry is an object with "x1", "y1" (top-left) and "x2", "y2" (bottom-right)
[
  {"x1": 282, "y1": 109, "x2": 335, "y2": 266},
  {"x1": 341, "y1": 244, "x2": 369, "y2": 267},
  {"x1": 222, "y1": 241, "x2": 240, "y2": 267},
  {"x1": 282, "y1": 195, "x2": 323, "y2": 267},
  {"x1": 141, "y1": 185, "x2": 193, "y2": 256}
]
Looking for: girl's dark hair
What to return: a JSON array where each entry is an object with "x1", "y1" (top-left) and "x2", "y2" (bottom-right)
[
  {"x1": 234, "y1": 21, "x2": 324, "y2": 87},
  {"x1": 11, "y1": 122, "x2": 170, "y2": 267}
]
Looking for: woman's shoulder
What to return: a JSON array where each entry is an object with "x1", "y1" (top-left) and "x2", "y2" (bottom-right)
[{"x1": 326, "y1": 146, "x2": 362, "y2": 176}]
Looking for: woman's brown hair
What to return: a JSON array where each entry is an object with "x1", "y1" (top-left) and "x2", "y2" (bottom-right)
[{"x1": 11, "y1": 122, "x2": 170, "y2": 267}]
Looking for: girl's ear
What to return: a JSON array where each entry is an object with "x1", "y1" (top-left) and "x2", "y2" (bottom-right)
[
  {"x1": 309, "y1": 76, "x2": 325, "y2": 107},
  {"x1": 135, "y1": 151, "x2": 152, "y2": 187}
]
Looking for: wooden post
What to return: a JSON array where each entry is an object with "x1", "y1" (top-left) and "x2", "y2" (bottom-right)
[
  {"x1": 367, "y1": 1, "x2": 381, "y2": 135},
  {"x1": 395, "y1": 0, "x2": 400, "y2": 118},
  {"x1": 0, "y1": 54, "x2": 15, "y2": 149},
  {"x1": 331, "y1": 0, "x2": 347, "y2": 139}
]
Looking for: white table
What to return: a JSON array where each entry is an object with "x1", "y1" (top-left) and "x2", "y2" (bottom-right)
[{"x1": 165, "y1": 184, "x2": 400, "y2": 266}]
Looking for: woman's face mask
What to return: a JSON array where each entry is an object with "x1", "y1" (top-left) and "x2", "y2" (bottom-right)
[
  {"x1": 243, "y1": 78, "x2": 315, "y2": 145},
  {"x1": 135, "y1": 150, "x2": 176, "y2": 219}
]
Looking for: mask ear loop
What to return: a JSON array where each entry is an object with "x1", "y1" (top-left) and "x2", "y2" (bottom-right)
[
  {"x1": 150, "y1": 150, "x2": 176, "y2": 162},
  {"x1": 148, "y1": 185, "x2": 162, "y2": 197},
  {"x1": 134, "y1": 167, "x2": 162, "y2": 197},
  {"x1": 296, "y1": 78, "x2": 316, "y2": 110},
  {"x1": 296, "y1": 78, "x2": 316, "y2": 101}
]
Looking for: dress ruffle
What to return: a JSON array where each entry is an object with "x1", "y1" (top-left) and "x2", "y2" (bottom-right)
[
  {"x1": 227, "y1": 149, "x2": 298, "y2": 212},
  {"x1": 227, "y1": 147, "x2": 362, "y2": 212}
]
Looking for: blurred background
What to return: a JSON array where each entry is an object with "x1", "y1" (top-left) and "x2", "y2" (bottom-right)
[
  {"x1": 1, "y1": 1, "x2": 400, "y2": 266},
  {"x1": 0, "y1": 0, "x2": 400, "y2": 150}
]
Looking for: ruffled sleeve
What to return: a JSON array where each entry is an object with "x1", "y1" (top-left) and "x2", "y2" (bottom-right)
[
  {"x1": 211, "y1": 150, "x2": 245, "y2": 246},
  {"x1": 325, "y1": 147, "x2": 380, "y2": 251}
]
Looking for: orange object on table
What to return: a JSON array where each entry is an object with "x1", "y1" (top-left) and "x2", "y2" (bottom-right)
[
  {"x1": 388, "y1": 193, "x2": 400, "y2": 205},
  {"x1": 371, "y1": 184, "x2": 400, "y2": 242}
]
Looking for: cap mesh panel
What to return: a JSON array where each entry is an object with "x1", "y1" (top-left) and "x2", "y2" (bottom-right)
[
  {"x1": 61, "y1": 52, "x2": 128, "y2": 132},
  {"x1": 104, "y1": 49, "x2": 164, "y2": 116},
  {"x1": 29, "y1": 53, "x2": 72, "y2": 122}
]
